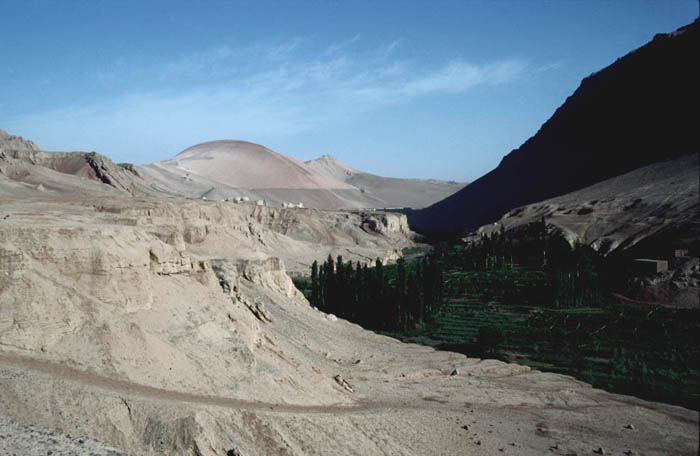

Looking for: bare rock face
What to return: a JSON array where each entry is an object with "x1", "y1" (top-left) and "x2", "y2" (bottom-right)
[
  {"x1": 235, "y1": 257, "x2": 304, "y2": 301},
  {"x1": 0, "y1": 130, "x2": 163, "y2": 198},
  {"x1": 1, "y1": 149, "x2": 143, "y2": 194},
  {"x1": 0, "y1": 225, "x2": 156, "y2": 316},
  {"x1": 361, "y1": 212, "x2": 410, "y2": 235},
  {"x1": 211, "y1": 257, "x2": 303, "y2": 304},
  {"x1": 148, "y1": 238, "x2": 210, "y2": 277},
  {"x1": 0, "y1": 128, "x2": 42, "y2": 153}
]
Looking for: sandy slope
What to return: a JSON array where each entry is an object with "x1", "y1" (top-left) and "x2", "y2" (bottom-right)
[
  {"x1": 306, "y1": 154, "x2": 465, "y2": 209},
  {"x1": 141, "y1": 142, "x2": 386, "y2": 209},
  {"x1": 143, "y1": 142, "x2": 464, "y2": 210},
  {"x1": 170, "y1": 140, "x2": 354, "y2": 190}
]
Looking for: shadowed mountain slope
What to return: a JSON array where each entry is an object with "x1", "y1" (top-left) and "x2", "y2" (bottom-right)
[
  {"x1": 476, "y1": 153, "x2": 699, "y2": 255},
  {"x1": 410, "y1": 19, "x2": 700, "y2": 233}
]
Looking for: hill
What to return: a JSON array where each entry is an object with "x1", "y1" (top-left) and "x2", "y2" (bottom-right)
[
  {"x1": 410, "y1": 18, "x2": 700, "y2": 233},
  {"x1": 0, "y1": 129, "x2": 167, "y2": 199},
  {"x1": 142, "y1": 141, "x2": 464, "y2": 209},
  {"x1": 142, "y1": 140, "x2": 383, "y2": 209},
  {"x1": 169, "y1": 140, "x2": 353, "y2": 190},
  {"x1": 476, "y1": 153, "x2": 699, "y2": 256},
  {"x1": 306, "y1": 154, "x2": 465, "y2": 209}
]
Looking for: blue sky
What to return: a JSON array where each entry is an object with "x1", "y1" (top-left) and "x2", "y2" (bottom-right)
[{"x1": 1, "y1": 1, "x2": 697, "y2": 181}]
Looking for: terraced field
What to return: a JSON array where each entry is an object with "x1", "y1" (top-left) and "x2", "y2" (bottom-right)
[
  {"x1": 403, "y1": 266, "x2": 699, "y2": 411},
  {"x1": 431, "y1": 297, "x2": 530, "y2": 342},
  {"x1": 299, "y1": 252, "x2": 699, "y2": 410}
]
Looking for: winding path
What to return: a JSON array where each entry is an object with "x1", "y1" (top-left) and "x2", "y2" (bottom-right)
[{"x1": 0, "y1": 352, "x2": 429, "y2": 415}]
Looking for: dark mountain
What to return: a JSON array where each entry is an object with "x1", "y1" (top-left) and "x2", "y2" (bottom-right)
[{"x1": 410, "y1": 19, "x2": 700, "y2": 233}]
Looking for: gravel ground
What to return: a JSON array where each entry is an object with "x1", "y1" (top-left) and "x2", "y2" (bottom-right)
[{"x1": 0, "y1": 417, "x2": 126, "y2": 456}]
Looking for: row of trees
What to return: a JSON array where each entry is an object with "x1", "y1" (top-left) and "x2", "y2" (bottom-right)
[
  {"x1": 310, "y1": 255, "x2": 444, "y2": 331},
  {"x1": 443, "y1": 218, "x2": 610, "y2": 308}
]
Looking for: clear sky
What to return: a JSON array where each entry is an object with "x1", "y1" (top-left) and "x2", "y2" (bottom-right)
[{"x1": 1, "y1": 1, "x2": 697, "y2": 181}]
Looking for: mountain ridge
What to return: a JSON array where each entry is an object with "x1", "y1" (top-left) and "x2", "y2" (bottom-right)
[
  {"x1": 410, "y1": 18, "x2": 700, "y2": 233},
  {"x1": 305, "y1": 153, "x2": 466, "y2": 209}
]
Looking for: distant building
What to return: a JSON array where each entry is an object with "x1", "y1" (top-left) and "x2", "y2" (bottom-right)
[
  {"x1": 675, "y1": 248, "x2": 690, "y2": 258},
  {"x1": 632, "y1": 258, "x2": 668, "y2": 276}
]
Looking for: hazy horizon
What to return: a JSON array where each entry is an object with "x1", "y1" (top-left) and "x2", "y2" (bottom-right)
[{"x1": 1, "y1": 0, "x2": 697, "y2": 181}]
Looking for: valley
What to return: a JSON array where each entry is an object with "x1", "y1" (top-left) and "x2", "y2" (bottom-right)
[{"x1": 1, "y1": 9, "x2": 699, "y2": 456}]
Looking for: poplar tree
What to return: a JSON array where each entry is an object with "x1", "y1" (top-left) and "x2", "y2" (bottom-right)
[{"x1": 311, "y1": 260, "x2": 319, "y2": 307}]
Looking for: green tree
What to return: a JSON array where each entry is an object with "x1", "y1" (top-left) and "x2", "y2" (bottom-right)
[{"x1": 311, "y1": 260, "x2": 319, "y2": 307}]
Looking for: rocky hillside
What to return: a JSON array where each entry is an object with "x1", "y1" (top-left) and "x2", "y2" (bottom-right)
[
  {"x1": 0, "y1": 129, "x2": 168, "y2": 198},
  {"x1": 410, "y1": 18, "x2": 700, "y2": 233},
  {"x1": 2, "y1": 192, "x2": 697, "y2": 455},
  {"x1": 475, "y1": 153, "x2": 699, "y2": 255}
]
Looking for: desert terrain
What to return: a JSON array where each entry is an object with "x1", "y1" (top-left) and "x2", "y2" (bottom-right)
[
  {"x1": 1, "y1": 127, "x2": 698, "y2": 455},
  {"x1": 141, "y1": 140, "x2": 463, "y2": 211},
  {"x1": 1, "y1": 9, "x2": 699, "y2": 456}
]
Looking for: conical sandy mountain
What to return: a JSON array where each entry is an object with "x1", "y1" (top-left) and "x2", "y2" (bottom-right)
[
  {"x1": 167, "y1": 140, "x2": 353, "y2": 190},
  {"x1": 143, "y1": 142, "x2": 463, "y2": 209}
]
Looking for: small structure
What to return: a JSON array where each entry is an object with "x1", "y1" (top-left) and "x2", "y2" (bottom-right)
[
  {"x1": 632, "y1": 258, "x2": 668, "y2": 276},
  {"x1": 255, "y1": 199, "x2": 266, "y2": 206},
  {"x1": 675, "y1": 248, "x2": 690, "y2": 258}
]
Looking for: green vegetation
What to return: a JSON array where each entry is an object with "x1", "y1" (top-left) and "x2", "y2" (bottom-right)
[
  {"x1": 299, "y1": 254, "x2": 443, "y2": 331},
  {"x1": 294, "y1": 220, "x2": 699, "y2": 410}
]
